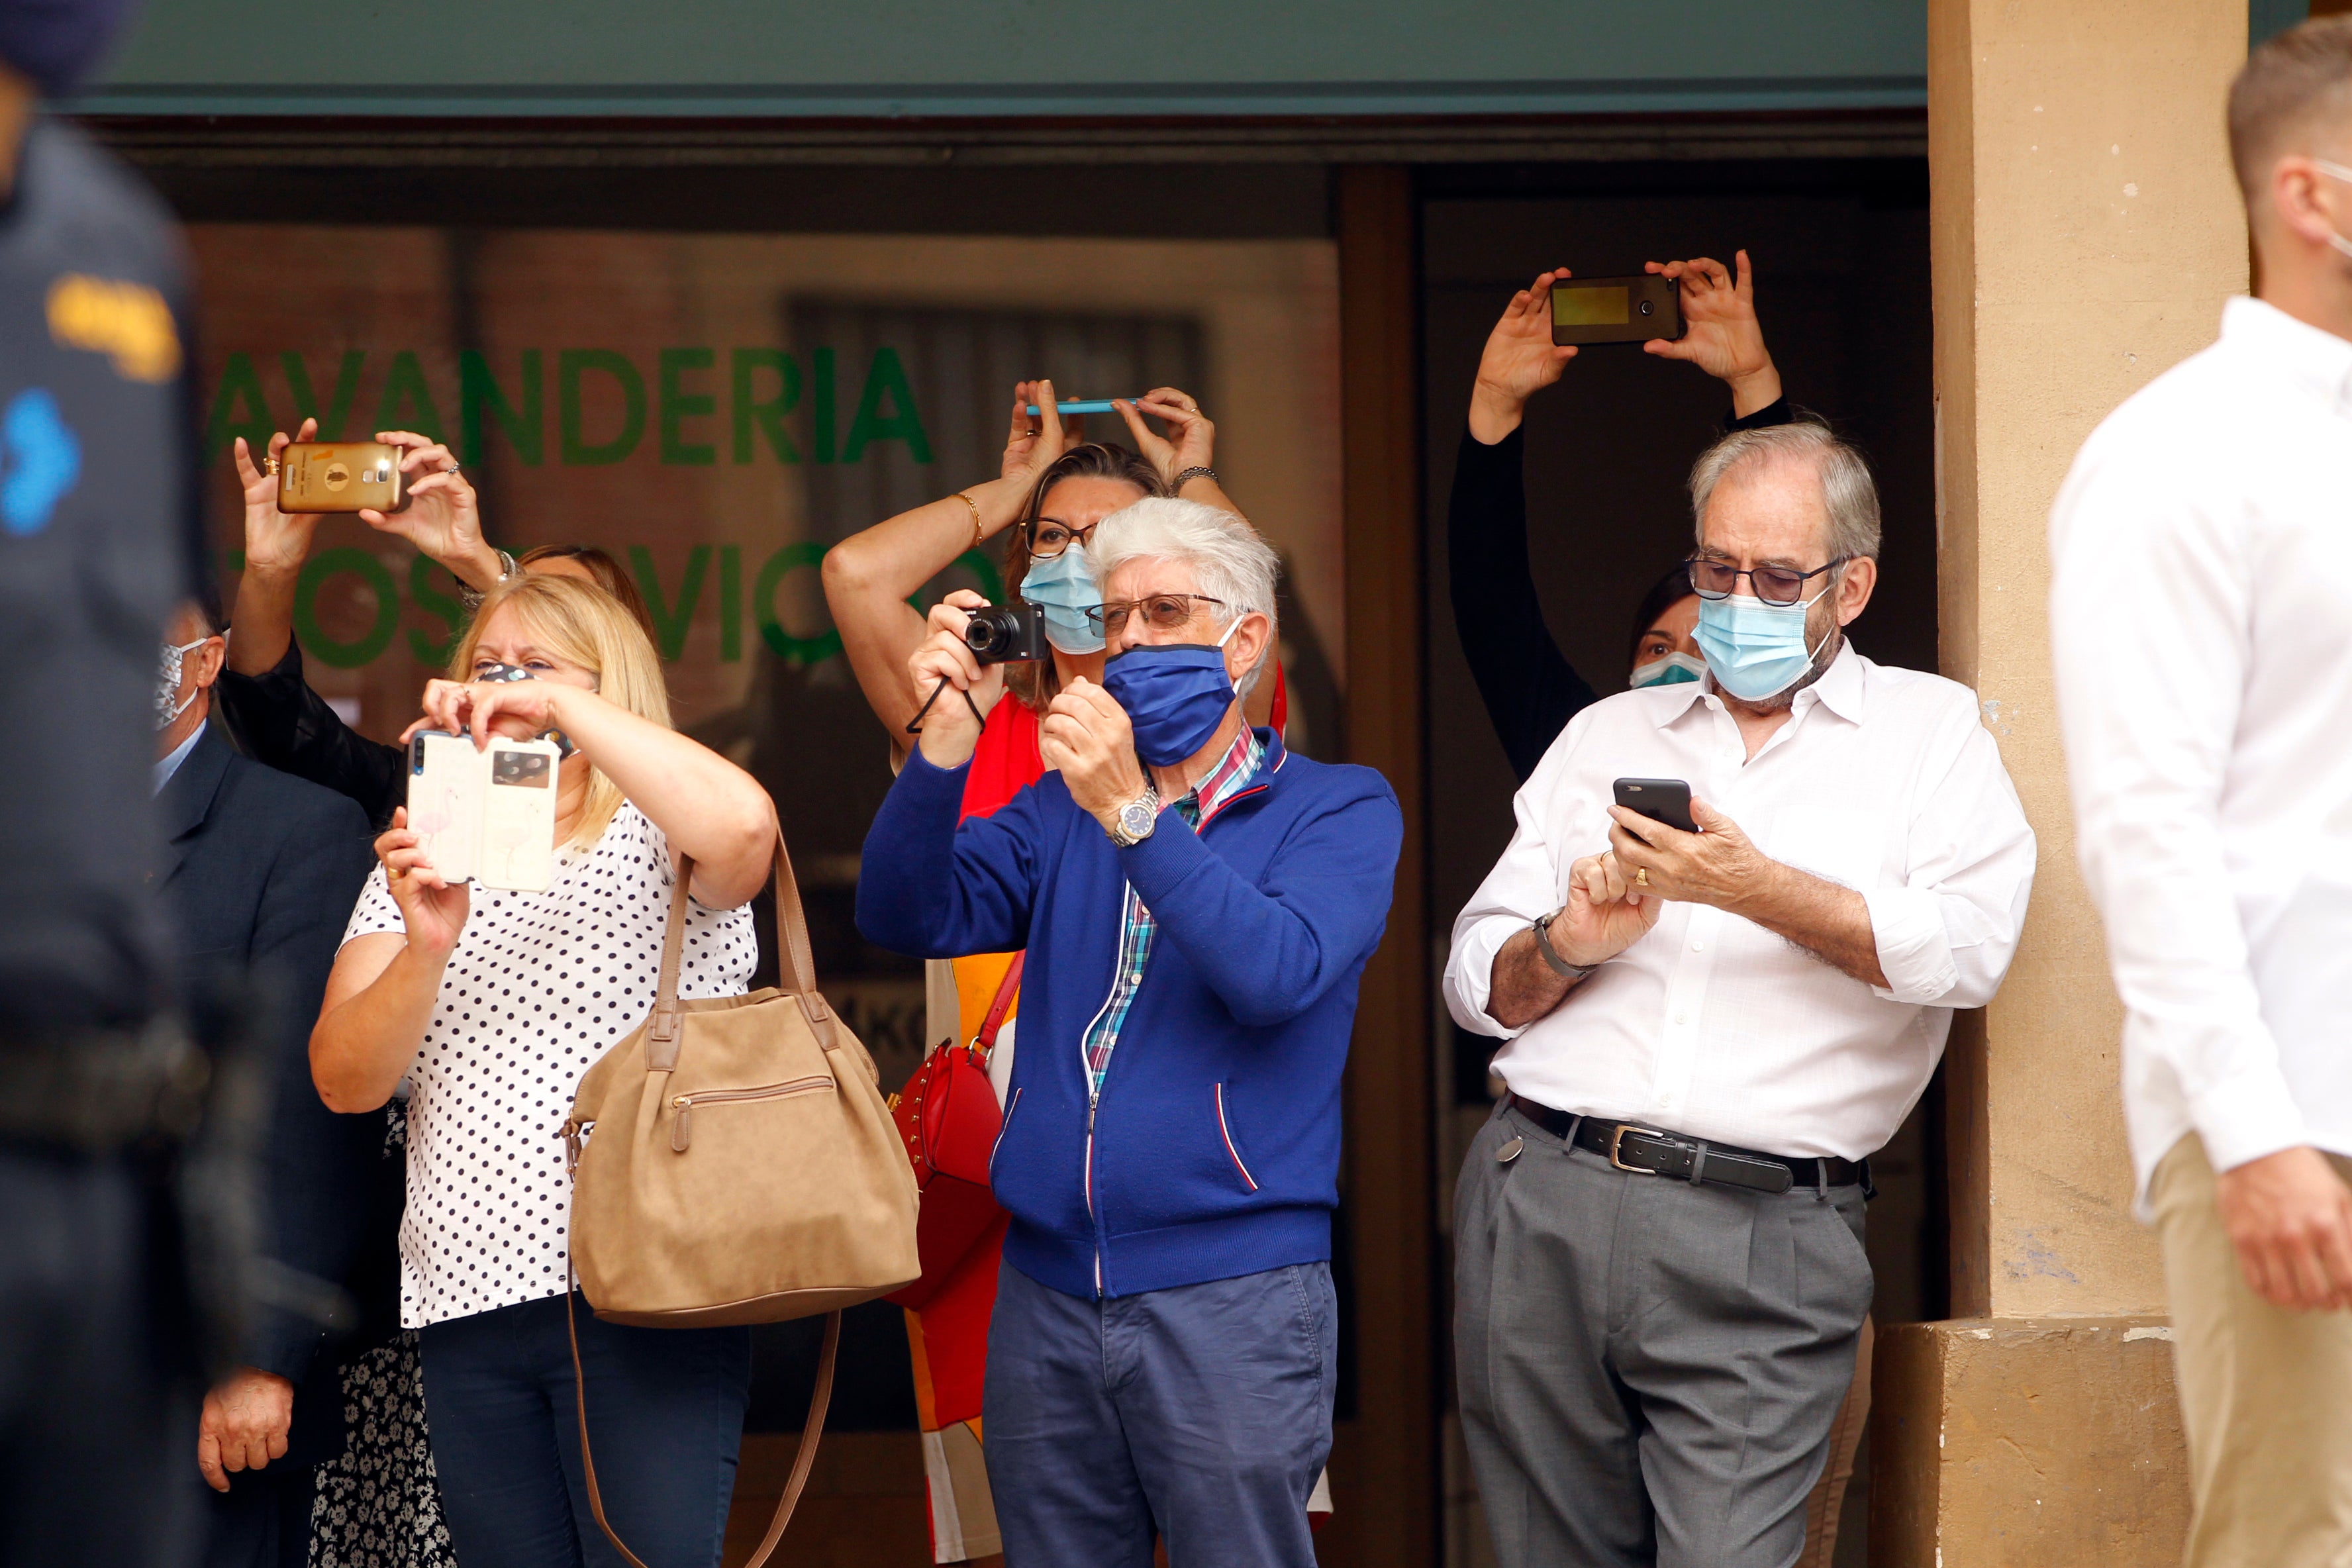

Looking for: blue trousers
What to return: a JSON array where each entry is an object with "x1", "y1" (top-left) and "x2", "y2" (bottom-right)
[
  {"x1": 985, "y1": 1257, "x2": 1336, "y2": 1568},
  {"x1": 416, "y1": 1293, "x2": 750, "y2": 1568}
]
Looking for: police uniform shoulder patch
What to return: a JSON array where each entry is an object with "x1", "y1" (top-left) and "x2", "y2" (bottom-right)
[{"x1": 46, "y1": 274, "x2": 181, "y2": 384}]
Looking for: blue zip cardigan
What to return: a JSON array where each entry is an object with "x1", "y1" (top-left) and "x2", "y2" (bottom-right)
[{"x1": 856, "y1": 728, "x2": 1402, "y2": 1300}]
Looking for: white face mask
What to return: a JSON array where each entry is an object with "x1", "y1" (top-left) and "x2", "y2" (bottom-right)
[
  {"x1": 2306, "y1": 159, "x2": 2352, "y2": 261},
  {"x1": 154, "y1": 635, "x2": 211, "y2": 730}
]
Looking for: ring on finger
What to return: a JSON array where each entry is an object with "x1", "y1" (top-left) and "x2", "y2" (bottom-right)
[{"x1": 1635, "y1": 867, "x2": 1650, "y2": 887}]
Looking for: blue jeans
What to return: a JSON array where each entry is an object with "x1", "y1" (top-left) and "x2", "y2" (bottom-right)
[
  {"x1": 416, "y1": 1293, "x2": 750, "y2": 1568},
  {"x1": 985, "y1": 1257, "x2": 1336, "y2": 1568}
]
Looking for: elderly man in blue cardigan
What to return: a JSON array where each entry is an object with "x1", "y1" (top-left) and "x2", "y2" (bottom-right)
[{"x1": 859, "y1": 495, "x2": 1401, "y2": 1568}]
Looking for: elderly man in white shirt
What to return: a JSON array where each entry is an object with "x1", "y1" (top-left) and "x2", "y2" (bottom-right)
[
  {"x1": 2049, "y1": 22, "x2": 2352, "y2": 1567},
  {"x1": 1444, "y1": 420, "x2": 2035, "y2": 1568}
]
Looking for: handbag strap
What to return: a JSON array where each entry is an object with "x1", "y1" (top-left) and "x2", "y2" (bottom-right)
[
  {"x1": 648, "y1": 832, "x2": 830, "y2": 1073},
  {"x1": 567, "y1": 1281, "x2": 838, "y2": 1568},
  {"x1": 973, "y1": 951, "x2": 1025, "y2": 1057}
]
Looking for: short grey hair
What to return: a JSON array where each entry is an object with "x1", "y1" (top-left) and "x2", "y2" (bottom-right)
[
  {"x1": 1687, "y1": 420, "x2": 1882, "y2": 564},
  {"x1": 1090, "y1": 496, "x2": 1281, "y2": 699}
]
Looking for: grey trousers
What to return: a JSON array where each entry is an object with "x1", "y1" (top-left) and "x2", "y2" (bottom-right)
[{"x1": 1454, "y1": 1101, "x2": 1873, "y2": 1568}]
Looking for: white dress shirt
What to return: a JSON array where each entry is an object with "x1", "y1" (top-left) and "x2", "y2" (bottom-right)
[
  {"x1": 2051, "y1": 296, "x2": 2352, "y2": 1202},
  {"x1": 153, "y1": 719, "x2": 203, "y2": 795},
  {"x1": 1443, "y1": 644, "x2": 2035, "y2": 1160}
]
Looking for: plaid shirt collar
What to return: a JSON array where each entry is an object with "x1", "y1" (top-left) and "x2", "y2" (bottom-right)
[
  {"x1": 1170, "y1": 724, "x2": 1266, "y2": 829},
  {"x1": 1081, "y1": 725, "x2": 1269, "y2": 1102}
]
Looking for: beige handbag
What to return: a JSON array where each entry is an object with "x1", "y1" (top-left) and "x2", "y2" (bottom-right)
[{"x1": 561, "y1": 835, "x2": 920, "y2": 1568}]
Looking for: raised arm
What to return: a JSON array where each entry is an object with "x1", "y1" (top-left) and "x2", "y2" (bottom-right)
[
  {"x1": 226, "y1": 425, "x2": 499, "y2": 677},
  {"x1": 1451, "y1": 271, "x2": 1597, "y2": 782},
  {"x1": 221, "y1": 426, "x2": 498, "y2": 825},
  {"x1": 1643, "y1": 250, "x2": 1784, "y2": 416},
  {"x1": 409, "y1": 677, "x2": 778, "y2": 910},
  {"x1": 224, "y1": 421, "x2": 319, "y2": 677},
  {"x1": 1451, "y1": 254, "x2": 1793, "y2": 783},
  {"x1": 823, "y1": 378, "x2": 1083, "y2": 746},
  {"x1": 1112, "y1": 386, "x2": 1238, "y2": 516}
]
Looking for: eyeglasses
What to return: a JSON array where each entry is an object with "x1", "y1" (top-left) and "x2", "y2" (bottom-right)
[
  {"x1": 1684, "y1": 556, "x2": 1848, "y2": 607},
  {"x1": 1081, "y1": 593, "x2": 1227, "y2": 636},
  {"x1": 1025, "y1": 518, "x2": 1099, "y2": 560}
]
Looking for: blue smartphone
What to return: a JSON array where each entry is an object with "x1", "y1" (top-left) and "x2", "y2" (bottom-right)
[{"x1": 1023, "y1": 399, "x2": 1128, "y2": 415}]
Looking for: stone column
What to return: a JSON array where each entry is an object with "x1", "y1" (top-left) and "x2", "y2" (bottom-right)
[{"x1": 1877, "y1": 3, "x2": 2250, "y2": 1563}]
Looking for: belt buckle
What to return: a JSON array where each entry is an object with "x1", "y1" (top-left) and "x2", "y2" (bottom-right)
[{"x1": 1608, "y1": 1124, "x2": 1665, "y2": 1175}]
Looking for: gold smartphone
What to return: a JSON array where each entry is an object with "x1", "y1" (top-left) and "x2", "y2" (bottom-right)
[{"x1": 277, "y1": 440, "x2": 408, "y2": 513}]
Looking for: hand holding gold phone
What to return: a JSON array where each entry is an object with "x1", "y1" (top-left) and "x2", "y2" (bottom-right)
[{"x1": 277, "y1": 441, "x2": 410, "y2": 514}]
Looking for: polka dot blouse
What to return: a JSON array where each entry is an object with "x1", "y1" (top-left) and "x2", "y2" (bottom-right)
[{"x1": 341, "y1": 803, "x2": 756, "y2": 1328}]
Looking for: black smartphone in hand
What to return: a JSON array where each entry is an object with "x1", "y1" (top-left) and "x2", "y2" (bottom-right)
[{"x1": 1612, "y1": 777, "x2": 1696, "y2": 835}]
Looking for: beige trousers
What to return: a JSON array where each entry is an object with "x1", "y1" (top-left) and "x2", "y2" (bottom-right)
[{"x1": 2151, "y1": 1134, "x2": 2352, "y2": 1568}]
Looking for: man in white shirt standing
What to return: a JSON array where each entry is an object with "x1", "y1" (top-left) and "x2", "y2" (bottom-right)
[
  {"x1": 1444, "y1": 420, "x2": 2035, "y2": 1567},
  {"x1": 2051, "y1": 21, "x2": 2352, "y2": 1566}
]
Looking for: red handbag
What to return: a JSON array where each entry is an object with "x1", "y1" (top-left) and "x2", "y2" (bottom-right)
[{"x1": 885, "y1": 954, "x2": 1021, "y2": 1310}]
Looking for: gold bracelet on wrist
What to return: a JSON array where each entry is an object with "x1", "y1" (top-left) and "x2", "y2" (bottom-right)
[{"x1": 953, "y1": 491, "x2": 984, "y2": 550}]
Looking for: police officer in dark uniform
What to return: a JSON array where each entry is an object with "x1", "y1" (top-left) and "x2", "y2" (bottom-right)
[{"x1": 0, "y1": 3, "x2": 214, "y2": 1564}]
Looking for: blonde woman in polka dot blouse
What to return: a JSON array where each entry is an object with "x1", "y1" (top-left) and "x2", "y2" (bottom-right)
[{"x1": 311, "y1": 573, "x2": 775, "y2": 1568}]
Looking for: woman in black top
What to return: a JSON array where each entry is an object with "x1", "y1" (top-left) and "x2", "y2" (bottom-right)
[
  {"x1": 213, "y1": 420, "x2": 654, "y2": 826},
  {"x1": 1447, "y1": 251, "x2": 1792, "y2": 783}
]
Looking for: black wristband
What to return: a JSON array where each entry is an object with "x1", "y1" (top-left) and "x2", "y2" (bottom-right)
[
  {"x1": 1172, "y1": 466, "x2": 1218, "y2": 491},
  {"x1": 1532, "y1": 913, "x2": 1600, "y2": 981}
]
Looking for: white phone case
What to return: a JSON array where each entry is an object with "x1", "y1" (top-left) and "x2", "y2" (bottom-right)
[
  {"x1": 408, "y1": 731, "x2": 483, "y2": 886},
  {"x1": 405, "y1": 731, "x2": 562, "y2": 893},
  {"x1": 478, "y1": 738, "x2": 560, "y2": 891}
]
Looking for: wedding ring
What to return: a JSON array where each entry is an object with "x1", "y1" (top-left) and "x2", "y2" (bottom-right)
[
  {"x1": 264, "y1": 456, "x2": 279, "y2": 476},
  {"x1": 1635, "y1": 867, "x2": 1650, "y2": 887},
  {"x1": 444, "y1": 460, "x2": 461, "y2": 474}
]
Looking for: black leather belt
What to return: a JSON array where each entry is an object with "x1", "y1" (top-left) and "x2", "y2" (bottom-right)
[{"x1": 1506, "y1": 1095, "x2": 1869, "y2": 1197}]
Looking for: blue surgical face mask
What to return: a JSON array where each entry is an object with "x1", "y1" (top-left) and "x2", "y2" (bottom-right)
[
  {"x1": 1101, "y1": 620, "x2": 1244, "y2": 767},
  {"x1": 1629, "y1": 651, "x2": 1707, "y2": 689},
  {"x1": 1020, "y1": 541, "x2": 1105, "y2": 656},
  {"x1": 1692, "y1": 589, "x2": 1836, "y2": 702}
]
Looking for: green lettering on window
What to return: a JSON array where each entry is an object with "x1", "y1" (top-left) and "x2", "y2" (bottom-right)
[
  {"x1": 371, "y1": 352, "x2": 446, "y2": 446},
  {"x1": 719, "y1": 544, "x2": 742, "y2": 662},
  {"x1": 408, "y1": 554, "x2": 465, "y2": 665},
  {"x1": 729, "y1": 349, "x2": 799, "y2": 464},
  {"x1": 281, "y1": 350, "x2": 364, "y2": 441},
  {"x1": 203, "y1": 352, "x2": 274, "y2": 462},
  {"x1": 462, "y1": 350, "x2": 543, "y2": 466},
  {"x1": 812, "y1": 347, "x2": 837, "y2": 464},
  {"x1": 658, "y1": 349, "x2": 717, "y2": 466},
  {"x1": 754, "y1": 541, "x2": 840, "y2": 665},
  {"x1": 630, "y1": 544, "x2": 710, "y2": 661},
  {"x1": 558, "y1": 350, "x2": 645, "y2": 466},
  {"x1": 842, "y1": 347, "x2": 931, "y2": 464},
  {"x1": 295, "y1": 548, "x2": 401, "y2": 669}
]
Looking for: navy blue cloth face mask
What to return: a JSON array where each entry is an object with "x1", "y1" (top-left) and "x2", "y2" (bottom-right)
[{"x1": 1101, "y1": 641, "x2": 1240, "y2": 767}]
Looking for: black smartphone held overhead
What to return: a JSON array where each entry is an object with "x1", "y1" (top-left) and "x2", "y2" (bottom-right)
[
  {"x1": 1551, "y1": 274, "x2": 1685, "y2": 346},
  {"x1": 1612, "y1": 777, "x2": 1697, "y2": 835}
]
